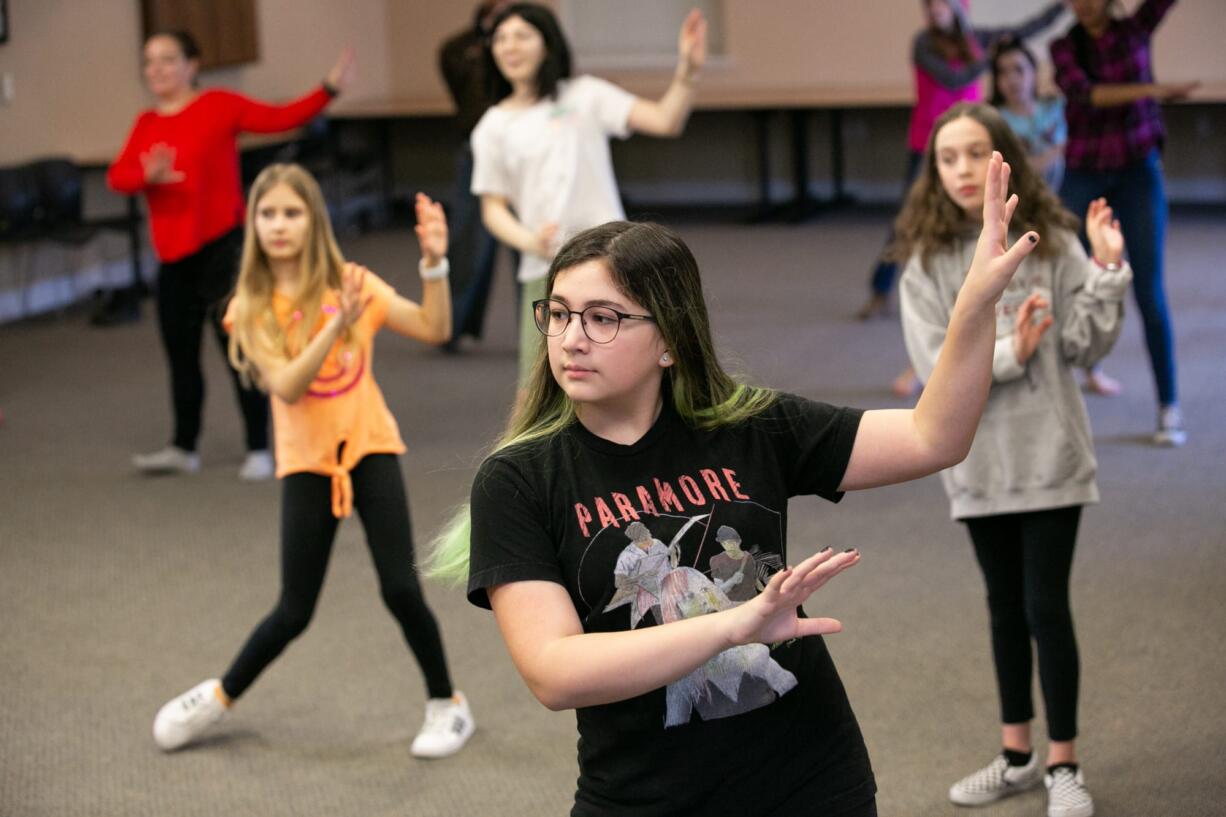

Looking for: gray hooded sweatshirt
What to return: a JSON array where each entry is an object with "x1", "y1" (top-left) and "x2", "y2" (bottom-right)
[{"x1": 900, "y1": 227, "x2": 1131, "y2": 519}]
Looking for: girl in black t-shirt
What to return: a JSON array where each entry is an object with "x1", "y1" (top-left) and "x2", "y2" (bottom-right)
[{"x1": 431, "y1": 154, "x2": 1040, "y2": 816}]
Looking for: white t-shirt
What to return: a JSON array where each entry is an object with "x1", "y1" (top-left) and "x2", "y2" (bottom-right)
[{"x1": 470, "y1": 75, "x2": 636, "y2": 283}]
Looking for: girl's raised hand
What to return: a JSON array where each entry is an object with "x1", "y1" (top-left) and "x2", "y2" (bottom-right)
[
  {"x1": 1012, "y1": 293, "x2": 1053, "y2": 364},
  {"x1": 1085, "y1": 198, "x2": 1124, "y2": 266},
  {"x1": 326, "y1": 47, "x2": 356, "y2": 94},
  {"x1": 338, "y1": 261, "x2": 370, "y2": 328},
  {"x1": 724, "y1": 548, "x2": 860, "y2": 648},
  {"x1": 677, "y1": 9, "x2": 708, "y2": 79},
  {"x1": 964, "y1": 151, "x2": 1040, "y2": 311},
  {"x1": 414, "y1": 193, "x2": 448, "y2": 266}
]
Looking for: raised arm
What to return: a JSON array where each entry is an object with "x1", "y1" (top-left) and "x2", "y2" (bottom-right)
[
  {"x1": 250, "y1": 262, "x2": 369, "y2": 404},
  {"x1": 626, "y1": 9, "x2": 706, "y2": 137},
  {"x1": 234, "y1": 48, "x2": 354, "y2": 133},
  {"x1": 975, "y1": 1, "x2": 1064, "y2": 42},
  {"x1": 1058, "y1": 200, "x2": 1132, "y2": 368},
  {"x1": 488, "y1": 548, "x2": 859, "y2": 711},
  {"x1": 384, "y1": 193, "x2": 452, "y2": 345},
  {"x1": 839, "y1": 153, "x2": 1041, "y2": 491}
]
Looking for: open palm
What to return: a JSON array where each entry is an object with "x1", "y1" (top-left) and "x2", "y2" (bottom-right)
[
  {"x1": 964, "y1": 152, "x2": 1040, "y2": 310},
  {"x1": 724, "y1": 548, "x2": 860, "y2": 647}
]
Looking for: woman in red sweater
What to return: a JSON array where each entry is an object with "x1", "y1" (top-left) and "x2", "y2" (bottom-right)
[{"x1": 108, "y1": 31, "x2": 353, "y2": 479}]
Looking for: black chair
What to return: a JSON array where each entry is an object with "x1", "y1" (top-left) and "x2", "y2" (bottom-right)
[{"x1": 0, "y1": 158, "x2": 145, "y2": 322}]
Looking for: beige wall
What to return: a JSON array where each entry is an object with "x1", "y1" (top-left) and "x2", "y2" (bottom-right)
[
  {"x1": 0, "y1": 0, "x2": 390, "y2": 165},
  {"x1": 1, "y1": 0, "x2": 1221, "y2": 194}
]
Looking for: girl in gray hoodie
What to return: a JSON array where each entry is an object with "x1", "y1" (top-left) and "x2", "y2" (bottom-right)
[{"x1": 896, "y1": 102, "x2": 1129, "y2": 817}]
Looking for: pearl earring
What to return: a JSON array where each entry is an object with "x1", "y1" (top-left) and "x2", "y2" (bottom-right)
[{"x1": 660, "y1": 353, "x2": 671, "y2": 365}]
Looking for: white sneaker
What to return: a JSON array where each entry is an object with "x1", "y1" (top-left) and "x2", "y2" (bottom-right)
[
  {"x1": 950, "y1": 753, "x2": 1042, "y2": 806},
  {"x1": 152, "y1": 679, "x2": 228, "y2": 751},
  {"x1": 238, "y1": 450, "x2": 275, "y2": 481},
  {"x1": 410, "y1": 691, "x2": 474, "y2": 759},
  {"x1": 1046, "y1": 766, "x2": 1094, "y2": 817},
  {"x1": 133, "y1": 446, "x2": 201, "y2": 475},
  {"x1": 1153, "y1": 405, "x2": 1187, "y2": 447}
]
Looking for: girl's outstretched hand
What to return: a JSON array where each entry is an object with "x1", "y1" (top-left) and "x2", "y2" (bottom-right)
[
  {"x1": 677, "y1": 9, "x2": 708, "y2": 79},
  {"x1": 414, "y1": 193, "x2": 448, "y2": 267},
  {"x1": 723, "y1": 548, "x2": 860, "y2": 648},
  {"x1": 326, "y1": 47, "x2": 356, "y2": 94},
  {"x1": 338, "y1": 262, "x2": 370, "y2": 328},
  {"x1": 963, "y1": 151, "x2": 1040, "y2": 311},
  {"x1": 1012, "y1": 292, "x2": 1053, "y2": 364},
  {"x1": 1085, "y1": 198, "x2": 1124, "y2": 266}
]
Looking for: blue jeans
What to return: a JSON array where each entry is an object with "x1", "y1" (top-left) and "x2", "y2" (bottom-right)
[
  {"x1": 869, "y1": 151, "x2": 924, "y2": 295},
  {"x1": 447, "y1": 145, "x2": 499, "y2": 340},
  {"x1": 1060, "y1": 150, "x2": 1177, "y2": 406}
]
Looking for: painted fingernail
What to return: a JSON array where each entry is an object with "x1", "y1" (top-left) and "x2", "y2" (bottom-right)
[
  {"x1": 843, "y1": 548, "x2": 857, "y2": 553},
  {"x1": 821, "y1": 546, "x2": 833, "y2": 553},
  {"x1": 1028, "y1": 235, "x2": 1037, "y2": 243}
]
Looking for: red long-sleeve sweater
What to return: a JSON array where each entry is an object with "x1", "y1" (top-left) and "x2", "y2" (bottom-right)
[{"x1": 107, "y1": 87, "x2": 332, "y2": 262}]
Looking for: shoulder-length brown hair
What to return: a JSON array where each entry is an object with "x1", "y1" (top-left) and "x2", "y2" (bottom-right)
[{"x1": 889, "y1": 102, "x2": 1079, "y2": 265}]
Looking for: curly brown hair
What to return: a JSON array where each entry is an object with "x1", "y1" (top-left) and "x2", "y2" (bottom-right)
[{"x1": 889, "y1": 102, "x2": 1079, "y2": 265}]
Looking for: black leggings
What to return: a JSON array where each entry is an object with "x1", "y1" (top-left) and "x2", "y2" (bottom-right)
[
  {"x1": 965, "y1": 506, "x2": 1082, "y2": 742},
  {"x1": 221, "y1": 454, "x2": 453, "y2": 700},
  {"x1": 156, "y1": 228, "x2": 268, "y2": 452}
]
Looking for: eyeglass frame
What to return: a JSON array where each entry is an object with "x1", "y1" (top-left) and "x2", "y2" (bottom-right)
[{"x1": 531, "y1": 298, "x2": 656, "y2": 344}]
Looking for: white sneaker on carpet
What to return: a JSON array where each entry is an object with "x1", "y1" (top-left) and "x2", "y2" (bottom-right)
[
  {"x1": 410, "y1": 691, "x2": 474, "y2": 759},
  {"x1": 152, "y1": 679, "x2": 228, "y2": 751},
  {"x1": 133, "y1": 446, "x2": 201, "y2": 475},
  {"x1": 238, "y1": 450, "x2": 275, "y2": 481},
  {"x1": 949, "y1": 753, "x2": 1042, "y2": 806},
  {"x1": 1045, "y1": 766, "x2": 1094, "y2": 817},
  {"x1": 1153, "y1": 405, "x2": 1187, "y2": 447}
]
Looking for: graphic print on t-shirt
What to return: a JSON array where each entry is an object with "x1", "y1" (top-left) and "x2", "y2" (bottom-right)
[{"x1": 585, "y1": 492, "x2": 797, "y2": 728}]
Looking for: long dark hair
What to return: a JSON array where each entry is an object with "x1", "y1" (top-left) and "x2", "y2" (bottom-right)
[
  {"x1": 924, "y1": 0, "x2": 977, "y2": 64},
  {"x1": 890, "y1": 103, "x2": 1078, "y2": 265},
  {"x1": 485, "y1": 3, "x2": 572, "y2": 102},
  {"x1": 989, "y1": 35, "x2": 1038, "y2": 106},
  {"x1": 429, "y1": 222, "x2": 776, "y2": 583}
]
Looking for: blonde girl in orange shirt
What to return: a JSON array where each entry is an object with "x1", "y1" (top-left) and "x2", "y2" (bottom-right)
[{"x1": 151, "y1": 164, "x2": 474, "y2": 759}]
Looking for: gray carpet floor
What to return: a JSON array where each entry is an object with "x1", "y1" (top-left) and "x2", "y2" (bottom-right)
[{"x1": 1, "y1": 211, "x2": 1223, "y2": 816}]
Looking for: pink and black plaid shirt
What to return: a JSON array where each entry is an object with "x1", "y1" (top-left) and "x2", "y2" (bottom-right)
[{"x1": 1050, "y1": 0, "x2": 1177, "y2": 172}]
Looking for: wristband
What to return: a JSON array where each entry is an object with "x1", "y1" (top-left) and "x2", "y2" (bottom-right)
[
  {"x1": 1092, "y1": 256, "x2": 1122, "y2": 272},
  {"x1": 419, "y1": 257, "x2": 449, "y2": 280}
]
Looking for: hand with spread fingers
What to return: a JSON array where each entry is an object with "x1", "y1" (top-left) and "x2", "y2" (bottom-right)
[{"x1": 723, "y1": 547, "x2": 861, "y2": 648}]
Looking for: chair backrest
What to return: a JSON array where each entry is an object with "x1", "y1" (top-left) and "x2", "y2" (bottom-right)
[
  {"x1": 29, "y1": 158, "x2": 84, "y2": 227},
  {"x1": 0, "y1": 165, "x2": 39, "y2": 239}
]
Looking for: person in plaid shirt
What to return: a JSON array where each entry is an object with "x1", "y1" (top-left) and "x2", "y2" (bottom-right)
[{"x1": 1051, "y1": 0, "x2": 1198, "y2": 448}]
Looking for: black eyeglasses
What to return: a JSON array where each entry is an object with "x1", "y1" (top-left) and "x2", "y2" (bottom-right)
[{"x1": 532, "y1": 298, "x2": 655, "y2": 344}]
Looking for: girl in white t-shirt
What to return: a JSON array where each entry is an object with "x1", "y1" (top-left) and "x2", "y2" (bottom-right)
[{"x1": 470, "y1": 2, "x2": 708, "y2": 386}]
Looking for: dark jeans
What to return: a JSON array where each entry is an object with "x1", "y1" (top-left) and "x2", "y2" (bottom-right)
[
  {"x1": 869, "y1": 151, "x2": 924, "y2": 295},
  {"x1": 155, "y1": 228, "x2": 268, "y2": 452},
  {"x1": 221, "y1": 454, "x2": 454, "y2": 700},
  {"x1": 447, "y1": 145, "x2": 499, "y2": 340},
  {"x1": 1060, "y1": 150, "x2": 1177, "y2": 406},
  {"x1": 965, "y1": 506, "x2": 1082, "y2": 742}
]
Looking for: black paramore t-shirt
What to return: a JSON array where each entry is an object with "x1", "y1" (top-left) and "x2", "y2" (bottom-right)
[{"x1": 468, "y1": 393, "x2": 876, "y2": 817}]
